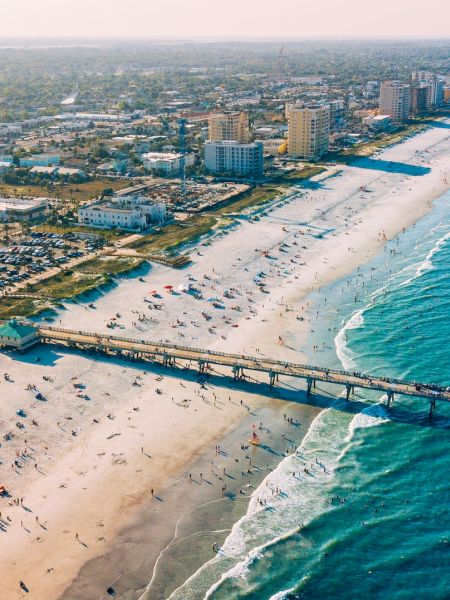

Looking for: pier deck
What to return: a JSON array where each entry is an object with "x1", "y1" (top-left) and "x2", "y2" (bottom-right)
[{"x1": 36, "y1": 326, "x2": 449, "y2": 411}]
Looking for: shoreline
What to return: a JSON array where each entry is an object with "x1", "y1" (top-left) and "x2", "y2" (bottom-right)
[
  {"x1": 0, "y1": 121, "x2": 449, "y2": 600},
  {"x1": 65, "y1": 385, "x2": 326, "y2": 600}
]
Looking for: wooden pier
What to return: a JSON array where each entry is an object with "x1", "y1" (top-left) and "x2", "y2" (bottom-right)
[{"x1": 35, "y1": 326, "x2": 449, "y2": 415}]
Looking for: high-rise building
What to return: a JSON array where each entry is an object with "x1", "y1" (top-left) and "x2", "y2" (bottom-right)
[
  {"x1": 379, "y1": 81, "x2": 411, "y2": 123},
  {"x1": 410, "y1": 83, "x2": 431, "y2": 115},
  {"x1": 204, "y1": 140, "x2": 263, "y2": 178},
  {"x1": 287, "y1": 105, "x2": 330, "y2": 159},
  {"x1": 208, "y1": 111, "x2": 250, "y2": 143},
  {"x1": 411, "y1": 71, "x2": 431, "y2": 83},
  {"x1": 429, "y1": 77, "x2": 445, "y2": 107},
  {"x1": 327, "y1": 99, "x2": 345, "y2": 130},
  {"x1": 411, "y1": 72, "x2": 444, "y2": 108}
]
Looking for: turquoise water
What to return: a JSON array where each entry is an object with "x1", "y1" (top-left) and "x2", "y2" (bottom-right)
[{"x1": 169, "y1": 192, "x2": 450, "y2": 600}]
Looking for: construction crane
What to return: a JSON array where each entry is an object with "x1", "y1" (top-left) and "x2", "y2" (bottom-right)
[
  {"x1": 276, "y1": 46, "x2": 284, "y2": 82},
  {"x1": 178, "y1": 118, "x2": 187, "y2": 201}
]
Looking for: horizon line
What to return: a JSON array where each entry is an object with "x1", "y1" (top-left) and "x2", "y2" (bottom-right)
[{"x1": 0, "y1": 34, "x2": 449, "y2": 42}]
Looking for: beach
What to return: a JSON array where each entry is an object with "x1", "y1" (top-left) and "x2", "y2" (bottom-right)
[{"x1": 0, "y1": 120, "x2": 449, "y2": 600}]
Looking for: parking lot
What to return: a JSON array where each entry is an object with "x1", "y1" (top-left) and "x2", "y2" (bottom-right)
[{"x1": 0, "y1": 231, "x2": 107, "y2": 291}]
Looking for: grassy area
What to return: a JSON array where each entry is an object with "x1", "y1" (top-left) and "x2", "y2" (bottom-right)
[
  {"x1": 128, "y1": 215, "x2": 218, "y2": 255},
  {"x1": 33, "y1": 223, "x2": 124, "y2": 239},
  {"x1": 0, "y1": 179, "x2": 126, "y2": 204},
  {"x1": 28, "y1": 256, "x2": 143, "y2": 300},
  {"x1": 275, "y1": 165, "x2": 326, "y2": 183},
  {"x1": 0, "y1": 297, "x2": 51, "y2": 320},
  {"x1": 76, "y1": 256, "x2": 144, "y2": 275},
  {"x1": 0, "y1": 256, "x2": 143, "y2": 318},
  {"x1": 217, "y1": 185, "x2": 281, "y2": 215},
  {"x1": 29, "y1": 271, "x2": 108, "y2": 300}
]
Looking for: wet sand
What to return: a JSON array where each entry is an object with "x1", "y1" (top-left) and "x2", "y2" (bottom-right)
[{"x1": 63, "y1": 385, "x2": 326, "y2": 600}]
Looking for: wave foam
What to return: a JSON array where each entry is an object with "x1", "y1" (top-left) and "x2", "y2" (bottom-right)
[
  {"x1": 170, "y1": 400, "x2": 354, "y2": 599},
  {"x1": 345, "y1": 402, "x2": 390, "y2": 444},
  {"x1": 334, "y1": 308, "x2": 364, "y2": 370}
]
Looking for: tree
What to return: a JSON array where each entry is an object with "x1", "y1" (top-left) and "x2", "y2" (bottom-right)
[{"x1": 102, "y1": 187, "x2": 114, "y2": 197}]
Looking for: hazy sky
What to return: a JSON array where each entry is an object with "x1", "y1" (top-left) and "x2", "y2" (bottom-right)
[{"x1": 0, "y1": 0, "x2": 449, "y2": 39}]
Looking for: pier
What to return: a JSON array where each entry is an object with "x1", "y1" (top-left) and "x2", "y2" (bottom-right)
[{"x1": 33, "y1": 326, "x2": 449, "y2": 415}]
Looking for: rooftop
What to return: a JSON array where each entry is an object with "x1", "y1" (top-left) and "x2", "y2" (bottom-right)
[
  {"x1": 0, "y1": 319, "x2": 37, "y2": 340},
  {"x1": 142, "y1": 152, "x2": 183, "y2": 161},
  {"x1": 0, "y1": 197, "x2": 48, "y2": 212}
]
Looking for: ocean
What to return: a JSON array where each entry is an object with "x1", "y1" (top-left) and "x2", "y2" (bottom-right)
[{"x1": 168, "y1": 190, "x2": 450, "y2": 600}]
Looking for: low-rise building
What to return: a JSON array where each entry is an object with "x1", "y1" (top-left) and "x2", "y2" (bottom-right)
[
  {"x1": 141, "y1": 152, "x2": 195, "y2": 176},
  {"x1": 29, "y1": 166, "x2": 58, "y2": 175},
  {"x1": 204, "y1": 140, "x2": 264, "y2": 177},
  {"x1": 57, "y1": 167, "x2": 86, "y2": 178},
  {"x1": 78, "y1": 195, "x2": 166, "y2": 231},
  {"x1": 363, "y1": 114, "x2": 392, "y2": 131},
  {"x1": 20, "y1": 154, "x2": 61, "y2": 167},
  {"x1": 261, "y1": 139, "x2": 288, "y2": 156},
  {"x1": 0, "y1": 319, "x2": 39, "y2": 351},
  {"x1": 29, "y1": 165, "x2": 86, "y2": 178},
  {"x1": 0, "y1": 197, "x2": 49, "y2": 221},
  {"x1": 254, "y1": 126, "x2": 279, "y2": 139},
  {"x1": 55, "y1": 112, "x2": 131, "y2": 123}
]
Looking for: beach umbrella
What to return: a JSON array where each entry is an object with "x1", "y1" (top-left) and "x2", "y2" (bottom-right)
[{"x1": 164, "y1": 285, "x2": 173, "y2": 289}]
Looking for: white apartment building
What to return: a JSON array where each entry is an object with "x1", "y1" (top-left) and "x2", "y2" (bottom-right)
[
  {"x1": 287, "y1": 105, "x2": 330, "y2": 159},
  {"x1": 141, "y1": 152, "x2": 195, "y2": 176},
  {"x1": 204, "y1": 141, "x2": 264, "y2": 178},
  {"x1": 430, "y1": 78, "x2": 445, "y2": 107},
  {"x1": 379, "y1": 81, "x2": 411, "y2": 122},
  {"x1": 208, "y1": 111, "x2": 250, "y2": 143},
  {"x1": 78, "y1": 195, "x2": 166, "y2": 231}
]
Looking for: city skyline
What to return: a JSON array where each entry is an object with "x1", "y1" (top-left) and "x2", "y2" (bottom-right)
[{"x1": 0, "y1": 0, "x2": 449, "y2": 39}]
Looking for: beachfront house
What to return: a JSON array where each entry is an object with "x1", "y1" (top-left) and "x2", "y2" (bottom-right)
[{"x1": 0, "y1": 319, "x2": 39, "y2": 351}]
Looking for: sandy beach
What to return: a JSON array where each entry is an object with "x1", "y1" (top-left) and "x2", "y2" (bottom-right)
[{"x1": 0, "y1": 120, "x2": 449, "y2": 600}]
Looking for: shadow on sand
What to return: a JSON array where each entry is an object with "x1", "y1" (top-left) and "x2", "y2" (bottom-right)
[
  {"x1": 418, "y1": 119, "x2": 450, "y2": 130},
  {"x1": 350, "y1": 157, "x2": 431, "y2": 176},
  {"x1": 7, "y1": 344, "x2": 449, "y2": 428}
]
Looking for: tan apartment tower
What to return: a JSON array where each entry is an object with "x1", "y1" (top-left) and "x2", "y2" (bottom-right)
[
  {"x1": 379, "y1": 81, "x2": 411, "y2": 123},
  {"x1": 287, "y1": 104, "x2": 330, "y2": 159},
  {"x1": 208, "y1": 111, "x2": 250, "y2": 143}
]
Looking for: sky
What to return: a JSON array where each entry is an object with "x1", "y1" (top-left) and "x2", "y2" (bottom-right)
[{"x1": 0, "y1": 0, "x2": 449, "y2": 39}]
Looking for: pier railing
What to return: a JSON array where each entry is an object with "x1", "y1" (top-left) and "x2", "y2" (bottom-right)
[{"x1": 36, "y1": 325, "x2": 450, "y2": 412}]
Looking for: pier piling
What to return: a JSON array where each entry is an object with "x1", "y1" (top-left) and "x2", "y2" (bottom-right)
[{"x1": 28, "y1": 326, "x2": 450, "y2": 412}]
